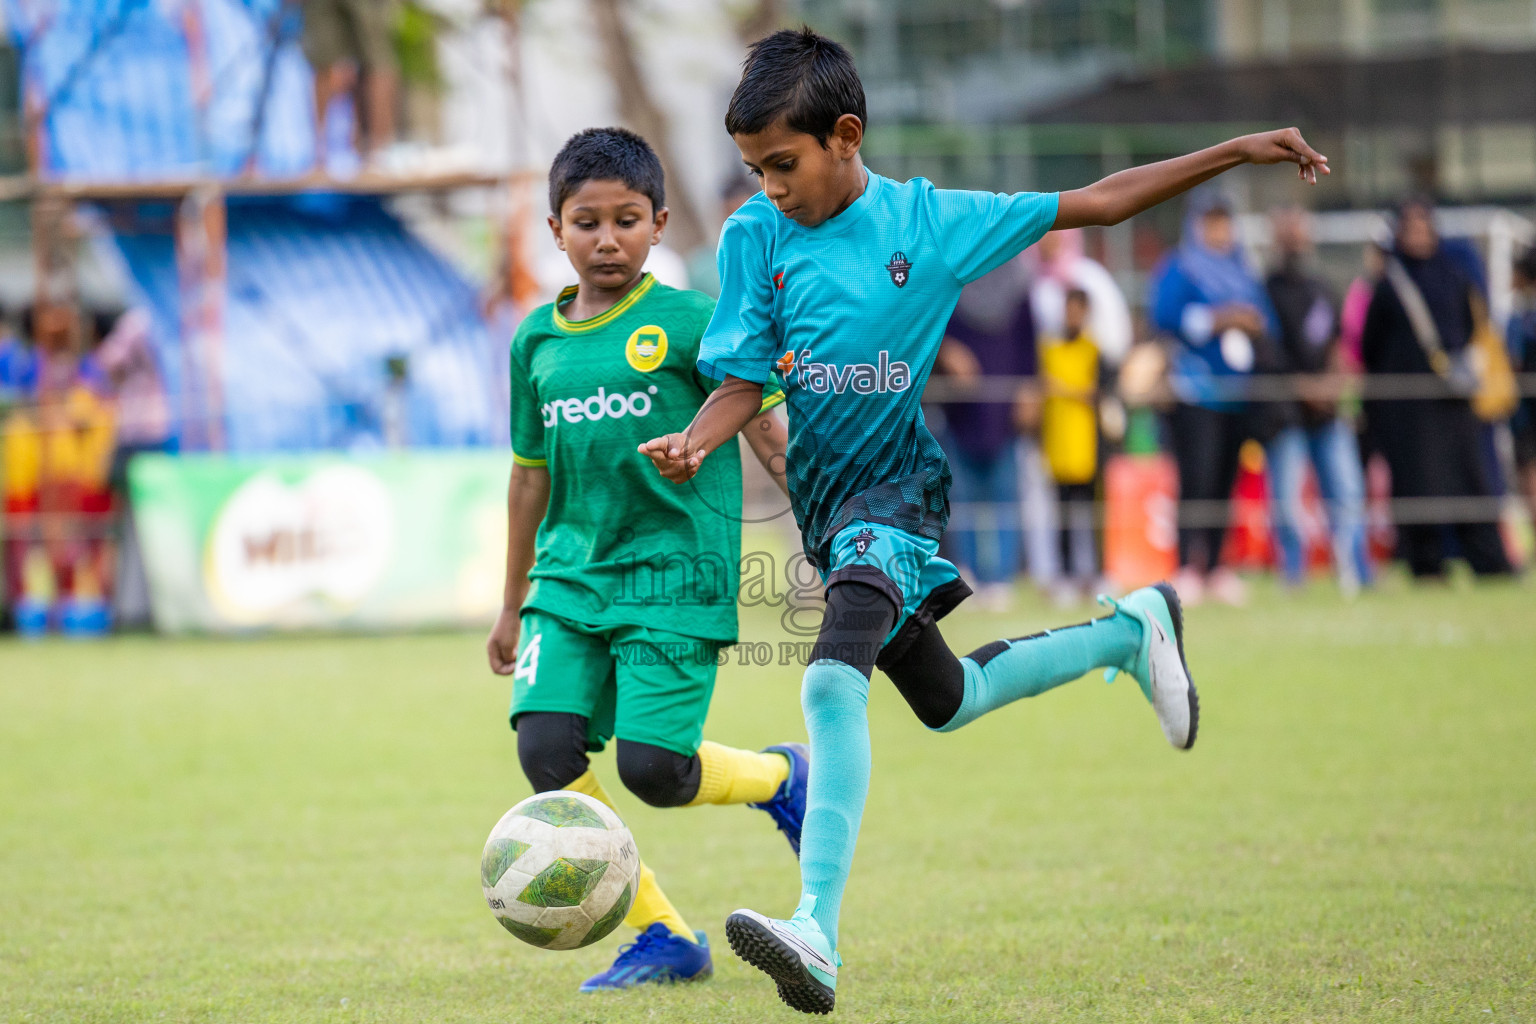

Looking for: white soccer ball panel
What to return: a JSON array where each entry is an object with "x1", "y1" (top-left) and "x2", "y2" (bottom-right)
[{"x1": 481, "y1": 791, "x2": 640, "y2": 950}]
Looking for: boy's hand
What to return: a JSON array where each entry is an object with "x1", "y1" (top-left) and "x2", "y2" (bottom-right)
[
  {"x1": 487, "y1": 607, "x2": 521, "y2": 675},
  {"x1": 638, "y1": 432, "x2": 706, "y2": 483},
  {"x1": 1236, "y1": 128, "x2": 1329, "y2": 184}
]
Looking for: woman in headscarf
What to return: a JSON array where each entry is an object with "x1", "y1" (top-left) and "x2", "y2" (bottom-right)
[
  {"x1": 1360, "y1": 198, "x2": 1513, "y2": 579},
  {"x1": 1148, "y1": 192, "x2": 1277, "y2": 605}
]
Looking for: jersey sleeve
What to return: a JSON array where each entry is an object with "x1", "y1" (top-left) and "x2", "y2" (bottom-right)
[
  {"x1": 686, "y1": 290, "x2": 784, "y2": 414},
  {"x1": 923, "y1": 184, "x2": 1060, "y2": 285},
  {"x1": 757, "y1": 376, "x2": 786, "y2": 413},
  {"x1": 508, "y1": 324, "x2": 546, "y2": 467},
  {"x1": 698, "y1": 211, "x2": 781, "y2": 384}
]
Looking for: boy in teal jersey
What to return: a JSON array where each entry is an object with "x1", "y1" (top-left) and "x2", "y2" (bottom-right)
[
  {"x1": 640, "y1": 29, "x2": 1330, "y2": 1014},
  {"x1": 488, "y1": 127, "x2": 811, "y2": 993}
]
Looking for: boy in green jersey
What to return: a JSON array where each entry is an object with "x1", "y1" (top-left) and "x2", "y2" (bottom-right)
[{"x1": 487, "y1": 127, "x2": 809, "y2": 993}]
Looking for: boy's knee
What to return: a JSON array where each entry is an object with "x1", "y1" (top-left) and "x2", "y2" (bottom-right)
[
  {"x1": 808, "y1": 581, "x2": 897, "y2": 682},
  {"x1": 802, "y1": 658, "x2": 874, "y2": 718},
  {"x1": 615, "y1": 740, "x2": 700, "y2": 807},
  {"x1": 516, "y1": 712, "x2": 590, "y2": 792}
]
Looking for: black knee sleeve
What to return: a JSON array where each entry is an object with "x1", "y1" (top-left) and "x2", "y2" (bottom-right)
[
  {"x1": 515, "y1": 712, "x2": 591, "y2": 792},
  {"x1": 615, "y1": 740, "x2": 702, "y2": 807},
  {"x1": 812, "y1": 580, "x2": 898, "y2": 678},
  {"x1": 879, "y1": 620, "x2": 967, "y2": 729}
]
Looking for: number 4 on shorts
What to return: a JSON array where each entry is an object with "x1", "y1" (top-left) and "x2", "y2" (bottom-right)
[{"x1": 515, "y1": 633, "x2": 541, "y2": 687}]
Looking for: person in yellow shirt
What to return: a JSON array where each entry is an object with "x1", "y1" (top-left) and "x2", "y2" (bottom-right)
[{"x1": 1039, "y1": 288, "x2": 1101, "y2": 599}]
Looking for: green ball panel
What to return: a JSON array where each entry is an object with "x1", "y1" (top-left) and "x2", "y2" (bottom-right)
[
  {"x1": 481, "y1": 837, "x2": 532, "y2": 888},
  {"x1": 519, "y1": 796, "x2": 607, "y2": 829},
  {"x1": 497, "y1": 916, "x2": 561, "y2": 948},
  {"x1": 579, "y1": 882, "x2": 632, "y2": 947},
  {"x1": 516, "y1": 857, "x2": 611, "y2": 908}
]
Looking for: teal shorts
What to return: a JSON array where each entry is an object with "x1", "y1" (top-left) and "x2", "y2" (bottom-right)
[
  {"x1": 508, "y1": 610, "x2": 724, "y2": 757},
  {"x1": 820, "y1": 519, "x2": 973, "y2": 663}
]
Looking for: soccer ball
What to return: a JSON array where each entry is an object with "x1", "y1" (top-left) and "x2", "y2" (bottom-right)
[{"x1": 481, "y1": 790, "x2": 640, "y2": 950}]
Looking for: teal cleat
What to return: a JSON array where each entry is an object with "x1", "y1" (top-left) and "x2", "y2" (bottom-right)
[
  {"x1": 725, "y1": 897, "x2": 839, "y2": 1015},
  {"x1": 1099, "y1": 581, "x2": 1199, "y2": 750}
]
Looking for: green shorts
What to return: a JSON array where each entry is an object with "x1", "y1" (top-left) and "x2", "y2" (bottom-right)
[
  {"x1": 509, "y1": 610, "x2": 724, "y2": 757},
  {"x1": 303, "y1": 0, "x2": 398, "y2": 73}
]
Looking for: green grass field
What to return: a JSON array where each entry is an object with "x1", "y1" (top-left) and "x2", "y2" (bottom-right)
[{"x1": 3, "y1": 576, "x2": 1534, "y2": 1023}]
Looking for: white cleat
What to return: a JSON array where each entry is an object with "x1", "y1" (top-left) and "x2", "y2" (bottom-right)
[{"x1": 1100, "y1": 581, "x2": 1199, "y2": 750}]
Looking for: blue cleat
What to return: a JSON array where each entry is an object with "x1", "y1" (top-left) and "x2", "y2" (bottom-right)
[
  {"x1": 578, "y1": 922, "x2": 712, "y2": 992},
  {"x1": 750, "y1": 742, "x2": 809, "y2": 857}
]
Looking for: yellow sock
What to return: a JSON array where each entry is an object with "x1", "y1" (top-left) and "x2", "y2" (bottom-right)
[
  {"x1": 685, "y1": 741, "x2": 791, "y2": 806},
  {"x1": 564, "y1": 770, "x2": 694, "y2": 941},
  {"x1": 625, "y1": 861, "x2": 693, "y2": 940}
]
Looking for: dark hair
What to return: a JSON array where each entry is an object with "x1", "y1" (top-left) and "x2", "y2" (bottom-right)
[
  {"x1": 1393, "y1": 193, "x2": 1436, "y2": 223},
  {"x1": 1065, "y1": 287, "x2": 1090, "y2": 307},
  {"x1": 725, "y1": 27, "x2": 866, "y2": 145},
  {"x1": 548, "y1": 127, "x2": 664, "y2": 217}
]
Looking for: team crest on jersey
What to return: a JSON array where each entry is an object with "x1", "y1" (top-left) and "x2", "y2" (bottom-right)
[
  {"x1": 886, "y1": 252, "x2": 912, "y2": 287},
  {"x1": 853, "y1": 528, "x2": 877, "y2": 557},
  {"x1": 626, "y1": 325, "x2": 669, "y2": 372}
]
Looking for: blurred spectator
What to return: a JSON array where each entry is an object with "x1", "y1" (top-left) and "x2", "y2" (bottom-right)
[
  {"x1": 1038, "y1": 288, "x2": 1101, "y2": 603},
  {"x1": 94, "y1": 308, "x2": 169, "y2": 630},
  {"x1": 95, "y1": 309, "x2": 174, "y2": 489},
  {"x1": 1262, "y1": 207, "x2": 1372, "y2": 594},
  {"x1": 3, "y1": 304, "x2": 117, "y2": 634},
  {"x1": 934, "y1": 256, "x2": 1034, "y2": 609},
  {"x1": 689, "y1": 177, "x2": 760, "y2": 298},
  {"x1": 1, "y1": 310, "x2": 38, "y2": 624},
  {"x1": 1442, "y1": 235, "x2": 1490, "y2": 299},
  {"x1": 1362, "y1": 198, "x2": 1513, "y2": 580},
  {"x1": 1149, "y1": 192, "x2": 1275, "y2": 606},
  {"x1": 0, "y1": 310, "x2": 37, "y2": 402},
  {"x1": 1506, "y1": 246, "x2": 1536, "y2": 531},
  {"x1": 1339, "y1": 240, "x2": 1386, "y2": 372},
  {"x1": 1031, "y1": 229, "x2": 1134, "y2": 367},
  {"x1": 305, "y1": 0, "x2": 399, "y2": 172}
]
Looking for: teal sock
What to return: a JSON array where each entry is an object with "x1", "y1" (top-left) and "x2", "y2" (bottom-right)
[
  {"x1": 797, "y1": 659, "x2": 870, "y2": 951},
  {"x1": 935, "y1": 612, "x2": 1143, "y2": 733}
]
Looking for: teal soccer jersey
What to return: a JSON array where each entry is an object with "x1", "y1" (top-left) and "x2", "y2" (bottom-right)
[{"x1": 700, "y1": 171, "x2": 1058, "y2": 568}]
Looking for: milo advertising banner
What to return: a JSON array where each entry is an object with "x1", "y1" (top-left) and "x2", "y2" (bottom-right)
[{"x1": 129, "y1": 452, "x2": 509, "y2": 633}]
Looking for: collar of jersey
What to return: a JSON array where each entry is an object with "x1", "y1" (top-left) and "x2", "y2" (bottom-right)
[
  {"x1": 793, "y1": 170, "x2": 882, "y2": 238},
  {"x1": 553, "y1": 272, "x2": 655, "y2": 333}
]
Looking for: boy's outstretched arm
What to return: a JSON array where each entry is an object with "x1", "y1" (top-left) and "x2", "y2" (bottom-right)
[
  {"x1": 742, "y1": 407, "x2": 791, "y2": 498},
  {"x1": 487, "y1": 464, "x2": 550, "y2": 675},
  {"x1": 1054, "y1": 128, "x2": 1328, "y2": 230},
  {"x1": 638, "y1": 374, "x2": 766, "y2": 483}
]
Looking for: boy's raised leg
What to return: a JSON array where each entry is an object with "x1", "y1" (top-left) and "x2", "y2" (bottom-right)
[
  {"x1": 932, "y1": 583, "x2": 1197, "y2": 749},
  {"x1": 689, "y1": 740, "x2": 809, "y2": 855}
]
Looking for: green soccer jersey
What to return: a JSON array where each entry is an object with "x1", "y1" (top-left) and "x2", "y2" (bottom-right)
[{"x1": 510, "y1": 272, "x2": 783, "y2": 642}]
